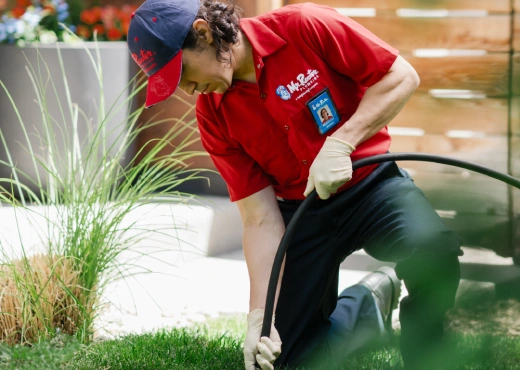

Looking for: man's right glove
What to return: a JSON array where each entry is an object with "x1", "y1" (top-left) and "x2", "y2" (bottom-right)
[{"x1": 244, "y1": 308, "x2": 282, "y2": 370}]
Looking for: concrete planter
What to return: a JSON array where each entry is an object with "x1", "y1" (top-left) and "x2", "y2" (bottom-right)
[
  {"x1": 0, "y1": 42, "x2": 138, "y2": 197},
  {"x1": 0, "y1": 196, "x2": 242, "y2": 263}
]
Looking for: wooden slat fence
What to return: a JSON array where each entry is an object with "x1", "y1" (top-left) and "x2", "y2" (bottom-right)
[{"x1": 287, "y1": 0, "x2": 516, "y2": 257}]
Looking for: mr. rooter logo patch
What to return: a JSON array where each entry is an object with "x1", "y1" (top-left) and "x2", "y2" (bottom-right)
[{"x1": 277, "y1": 69, "x2": 321, "y2": 101}]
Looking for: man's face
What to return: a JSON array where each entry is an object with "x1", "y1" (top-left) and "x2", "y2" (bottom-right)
[{"x1": 178, "y1": 46, "x2": 234, "y2": 96}]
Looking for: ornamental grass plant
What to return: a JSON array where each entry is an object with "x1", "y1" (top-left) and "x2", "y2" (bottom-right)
[
  {"x1": 0, "y1": 255, "x2": 86, "y2": 345},
  {"x1": 0, "y1": 34, "x2": 206, "y2": 345}
]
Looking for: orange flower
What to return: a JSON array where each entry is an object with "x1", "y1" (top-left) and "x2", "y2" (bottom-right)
[
  {"x1": 92, "y1": 24, "x2": 105, "y2": 36},
  {"x1": 11, "y1": 6, "x2": 25, "y2": 18},
  {"x1": 107, "y1": 27, "x2": 123, "y2": 41},
  {"x1": 80, "y1": 9, "x2": 99, "y2": 25},
  {"x1": 76, "y1": 25, "x2": 91, "y2": 39}
]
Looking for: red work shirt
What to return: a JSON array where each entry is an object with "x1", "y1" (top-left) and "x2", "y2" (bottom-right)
[{"x1": 196, "y1": 3, "x2": 399, "y2": 202}]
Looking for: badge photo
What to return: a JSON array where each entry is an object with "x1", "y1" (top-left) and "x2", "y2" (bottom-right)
[{"x1": 306, "y1": 88, "x2": 341, "y2": 135}]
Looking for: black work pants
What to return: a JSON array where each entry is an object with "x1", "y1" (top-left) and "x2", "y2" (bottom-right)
[{"x1": 274, "y1": 161, "x2": 463, "y2": 369}]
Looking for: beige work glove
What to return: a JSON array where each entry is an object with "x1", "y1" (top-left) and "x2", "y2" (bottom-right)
[
  {"x1": 304, "y1": 136, "x2": 356, "y2": 200},
  {"x1": 244, "y1": 308, "x2": 282, "y2": 370}
]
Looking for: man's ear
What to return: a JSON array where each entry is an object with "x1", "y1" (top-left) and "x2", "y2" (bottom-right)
[{"x1": 192, "y1": 19, "x2": 213, "y2": 45}]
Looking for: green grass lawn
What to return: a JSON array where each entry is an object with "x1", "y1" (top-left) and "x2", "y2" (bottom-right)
[{"x1": 1, "y1": 314, "x2": 520, "y2": 370}]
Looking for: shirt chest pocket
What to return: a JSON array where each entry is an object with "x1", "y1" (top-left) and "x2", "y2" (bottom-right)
[
  {"x1": 290, "y1": 105, "x2": 327, "y2": 154},
  {"x1": 247, "y1": 131, "x2": 300, "y2": 186}
]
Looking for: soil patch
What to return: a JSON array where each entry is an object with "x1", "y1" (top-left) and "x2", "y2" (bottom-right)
[{"x1": 446, "y1": 281, "x2": 520, "y2": 337}]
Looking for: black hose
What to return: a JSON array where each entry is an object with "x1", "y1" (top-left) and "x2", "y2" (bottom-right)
[{"x1": 260, "y1": 152, "x2": 520, "y2": 338}]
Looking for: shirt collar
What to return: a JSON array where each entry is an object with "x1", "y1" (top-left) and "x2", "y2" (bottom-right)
[
  {"x1": 240, "y1": 17, "x2": 287, "y2": 59},
  {"x1": 211, "y1": 17, "x2": 287, "y2": 109}
]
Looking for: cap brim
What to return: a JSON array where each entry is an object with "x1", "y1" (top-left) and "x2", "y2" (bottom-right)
[{"x1": 145, "y1": 50, "x2": 183, "y2": 108}]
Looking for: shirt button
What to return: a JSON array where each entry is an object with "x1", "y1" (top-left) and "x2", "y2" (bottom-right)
[
  {"x1": 260, "y1": 93, "x2": 267, "y2": 99},
  {"x1": 257, "y1": 64, "x2": 261, "y2": 69},
  {"x1": 302, "y1": 160, "x2": 308, "y2": 165},
  {"x1": 284, "y1": 125, "x2": 289, "y2": 131}
]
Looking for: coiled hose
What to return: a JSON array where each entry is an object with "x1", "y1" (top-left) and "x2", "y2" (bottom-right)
[{"x1": 261, "y1": 152, "x2": 520, "y2": 339}]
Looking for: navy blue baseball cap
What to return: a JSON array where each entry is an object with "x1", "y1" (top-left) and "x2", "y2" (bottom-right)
[{"x1": 128, "y1": 0, "x2": 199, "y2": 108}]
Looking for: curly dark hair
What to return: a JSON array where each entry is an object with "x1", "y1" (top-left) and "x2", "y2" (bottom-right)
[{"x1": 181, "y1": 0, "x2": 243, "y2": 64}]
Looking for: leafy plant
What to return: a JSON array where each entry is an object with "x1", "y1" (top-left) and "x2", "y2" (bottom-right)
[{"x1": 0, "y1": 33, "x2": 206, "y2": 345}]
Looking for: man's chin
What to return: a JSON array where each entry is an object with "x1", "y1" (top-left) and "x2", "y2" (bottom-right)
[{"x1": 213, "y1": 88, "x2": 227, "y2": 94}]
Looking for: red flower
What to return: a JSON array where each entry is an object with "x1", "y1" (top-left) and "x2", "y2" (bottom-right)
[
  {"x1": 11, "y1": 6, "x2": 25, "y2": 18},
  {"x1": 106, "y1": 27, "x2": 123, "y2": 41},
  {"x1": 80, "y1": 9, "x2": 99, "y2": 25},
  {"x1": 91, "y1": 6, "x2": 102, "y2": 19}
]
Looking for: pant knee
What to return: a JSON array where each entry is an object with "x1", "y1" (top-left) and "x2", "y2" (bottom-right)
[{"x1": 397, "y1": 250, "x2": 461, "y2": 311}]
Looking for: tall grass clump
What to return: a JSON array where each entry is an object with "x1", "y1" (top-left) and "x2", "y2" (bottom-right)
[{"x1": 0, "y1": 36, "x2": 206, "y2": 345}]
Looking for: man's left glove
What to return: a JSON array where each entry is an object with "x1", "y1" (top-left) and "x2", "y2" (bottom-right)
[
  {"x1": 304, "y1": 136, "x2": 356, "y2": 200},
  {"x1": 244, "y1": 309, "x2": 282, "y2": 370}
]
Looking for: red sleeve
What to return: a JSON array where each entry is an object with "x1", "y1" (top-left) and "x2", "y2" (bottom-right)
[
  {"x1": 196, "y1": 97, "x2": 272, "y2": 202},
  {"x1": 299, "y1": 4, "x2": 399, "y2": 87}
]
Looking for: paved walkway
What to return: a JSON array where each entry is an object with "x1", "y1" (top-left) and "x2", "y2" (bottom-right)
[{"x1": 95, "y1": 244, "x2": 520, "y2": 340}]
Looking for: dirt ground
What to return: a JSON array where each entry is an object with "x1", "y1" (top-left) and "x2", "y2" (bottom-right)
[{"x1": 445, "y1": 280, "x2": 520, "y2": 337}]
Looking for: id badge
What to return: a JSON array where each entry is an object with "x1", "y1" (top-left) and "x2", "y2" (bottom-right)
[{"x1": 306, "y1": 87, "x2": 341, "y2": 135}]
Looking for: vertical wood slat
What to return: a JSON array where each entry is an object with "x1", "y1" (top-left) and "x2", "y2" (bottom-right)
[
  {"x1": 511, "y1": 137, "x2": 520, "y2": 179},
  {"x1": 285, "y1": 0, "x2": 512, "y2": 12},
  {"x1": 515, "y1": 14, "x2": 520, "y2": 52},
  {"x1": 514, "y1": 54, "x2": 520, "y2": 96},
  {"x1": 512, "y1": 97, "x2": 520, "y2": 135}
]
